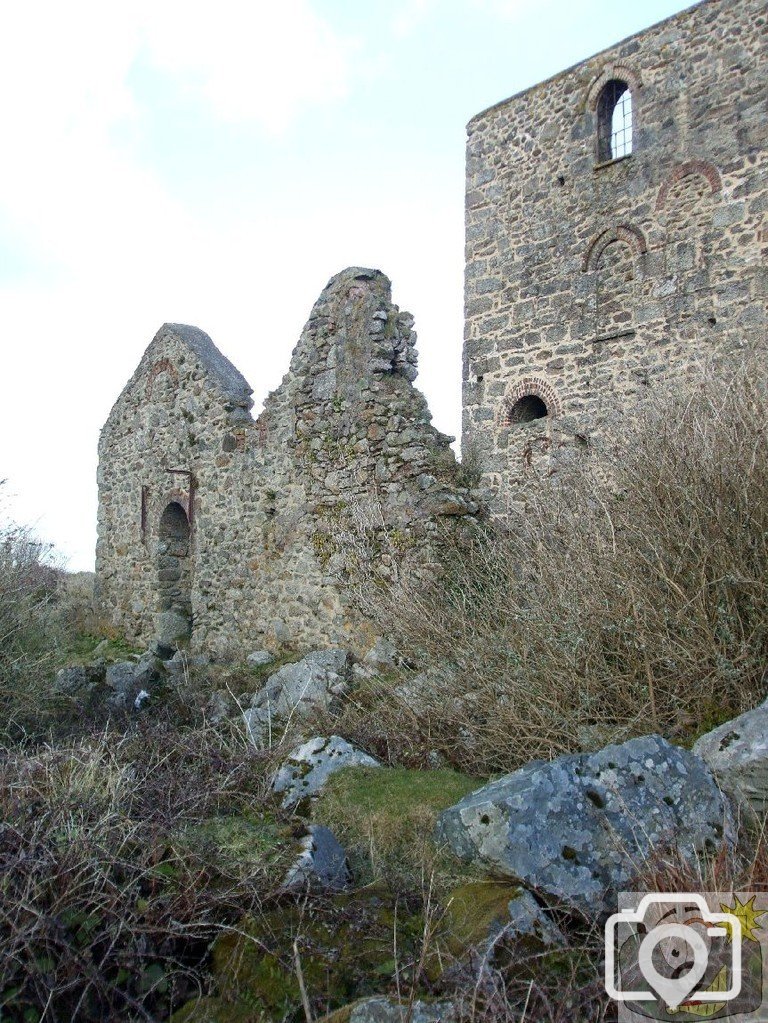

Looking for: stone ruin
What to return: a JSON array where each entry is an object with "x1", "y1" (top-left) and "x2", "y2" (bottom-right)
[
  {"x1": 98, "y1": 0, "x2": 767, "y2": 656},
  {"x1": 96, "y1": 268, "x2": 479, "y2": 657}
]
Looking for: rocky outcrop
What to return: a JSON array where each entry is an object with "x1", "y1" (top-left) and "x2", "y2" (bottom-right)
[
  {"x1": 693, "y1": 700, "x2": 768, "y2": 813},
  {"x1": 436, "y1": 734, "x2": 733, "y2": 916},
  {"x1": 105, "y1": 654, "x2": 164, "y2": 710},
  {"x1": 272, "y1": 734, "x2": 381, "y2": 809}
]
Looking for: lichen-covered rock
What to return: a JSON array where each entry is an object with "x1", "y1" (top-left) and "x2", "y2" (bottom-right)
[
  {"x1": 244, "y1": 651, "x2": 352, "y2": 745},
  {"x1": 282, "y1": 825, "x2": 351, "y2": 892},
  {"x1": 104, "y1": 655, "x2": 164, "y2": 710},
  {"x1": 272, "y1": 735, "x2": 381, "y2": 808},
  {"x1": 327, "y1": 997, "x2": 456, "y2": 1023},
  {"x1": 156, "y1": 609, "x2": 191, "y2": 649},
  {"x1": 693, "y1": 701, "x2": 768, "y2": 813},
  {"x1": 505, "y1": 889, "x2": 566, "y2": 947},
  {"x1": 435, "y1": 735, "x2": 733, "y2": 916},
  {"x1": 246, "y1": 649, "x2": 274, "y2": 667}
]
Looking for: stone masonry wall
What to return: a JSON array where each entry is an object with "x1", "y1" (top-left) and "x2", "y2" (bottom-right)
[
  {"x1": 96, "y1": 268, "x2": 478, "y2": 659},
  {"x1": 463, "y1": 0, "x2": 767, "y2": 510}
]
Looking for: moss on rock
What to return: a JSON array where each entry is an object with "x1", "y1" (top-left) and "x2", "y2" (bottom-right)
[{"x1": 174, "y1": 893, "x2": 428, "y2": 1023}]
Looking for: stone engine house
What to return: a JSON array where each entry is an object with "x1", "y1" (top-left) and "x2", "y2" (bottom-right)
[
  {"x1": 462, "y1": 0, "x2": 767, "y2": 508},
  {"x1": 98, "y1": 0, "x2": 766, "y2": 654},
  {"x1": 96, "y1": 269, "x2": 476, "y2": 657}
]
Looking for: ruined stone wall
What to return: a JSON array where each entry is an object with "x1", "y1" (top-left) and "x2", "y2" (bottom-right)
[
  {"x1": 97, "y1": 268, "x2": 477, "y2": 659},
  {"x1": 463, "y1": 0, "x2": 768, "y2": 509}
]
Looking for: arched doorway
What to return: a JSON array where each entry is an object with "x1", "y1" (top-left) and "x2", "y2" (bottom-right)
[{"x1": 157, "y1": 501, "x2": 192, "y2": 649}]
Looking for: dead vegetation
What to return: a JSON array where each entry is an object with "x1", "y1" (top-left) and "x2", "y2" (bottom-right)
[
  {"x1": 2, "y1": 362, "x2": 768, "y2": 1020},
  {"x1": 335, "y1": 361, "x2": 768, "y2": 774}
]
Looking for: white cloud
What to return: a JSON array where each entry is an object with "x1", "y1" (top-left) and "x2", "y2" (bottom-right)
[
  {"x1": 391, "y1": 0, "x2": 440, "y2": 38},
  {"x1": 470, "y1": 0, "x2": 532, "y2": 20},
  {"x1": 139, "y1": 0, "x2": 357, "y2": 131}
]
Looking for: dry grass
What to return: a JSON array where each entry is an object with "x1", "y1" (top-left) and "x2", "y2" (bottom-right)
[
  {"x1": 336, "y1": 362, "x2": 768, "y2": 775},
  {"x1": 0, "y1": 722, "x2": 291, "y2": 1022}
]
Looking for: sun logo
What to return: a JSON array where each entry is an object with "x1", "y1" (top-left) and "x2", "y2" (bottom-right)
[{"x1": 719, "y1": 894, "x2": 768, "y2": 943}]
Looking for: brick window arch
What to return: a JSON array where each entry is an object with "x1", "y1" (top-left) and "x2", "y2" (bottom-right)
[
  {"x1": 587, "y1": 64, "x2": 641, "y2": 164},
  {"x1": 502, "y1": 378, "x2": 561, "y2": 426},
  {"x1": 597, "y1": 80, "x2": 632, "y2": 160}
]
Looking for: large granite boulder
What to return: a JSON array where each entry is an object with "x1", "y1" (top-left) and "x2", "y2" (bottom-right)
[
  {"x1": 693, "y1": 701, "x2": 768, "y2": 813},
  {"x1": 272, "y1": 735, "x2": 381, "y2": 809},
  {"x1": 435, "y1": 735, "x2": 733, "y2": 917},
  {"x1": 243, "y1": 650, "x2": 351, "y2": 745}
]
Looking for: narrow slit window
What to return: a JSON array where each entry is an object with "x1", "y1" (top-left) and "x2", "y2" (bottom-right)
[{"x1": 597, "y1": 80, "x2": 633, "y2": 162}]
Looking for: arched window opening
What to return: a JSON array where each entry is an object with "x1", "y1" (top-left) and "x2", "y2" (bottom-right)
[
  {"x1": 159, "y1": 501, "x2": 190, "y2": 549},
  {"x1": 597, "y1": 80, "x2": 632, "y2": 161},
  {"x1": 509, "y1": 394, "x2": 548, "y2": 424},
  {"x1": 157, "y1": 501, "x2": 192, "y2": 649}
]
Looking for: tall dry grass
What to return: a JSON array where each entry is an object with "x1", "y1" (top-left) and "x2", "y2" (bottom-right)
[{"x1": 337, "y1": 362, "x2": 768, "y2": 774}]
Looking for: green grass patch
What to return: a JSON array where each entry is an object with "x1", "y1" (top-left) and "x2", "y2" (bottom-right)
[
  {"x1": 313, "y1": 766, "x2": 482, "y2": 892},
  {"x1": 60, "y1": 631, "x2": 142, "y2": 666}
]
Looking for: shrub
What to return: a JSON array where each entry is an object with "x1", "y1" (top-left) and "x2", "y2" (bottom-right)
[
  {"x1": 0, "y1": 498, "x2": 66, "y2": 732},
  {"x1": 0, "y1": 723, "x2": 286, "y2": 1022}
]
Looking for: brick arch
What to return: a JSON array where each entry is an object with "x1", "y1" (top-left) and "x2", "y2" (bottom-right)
[
  {"x1": 500, "y1": 377, "x2": 562, "y2": 426},
  {"x1": 582, "y1": 224, "x2": 648, "y2": 272},
  {"x1": 656, "y1": 160, "x2": 722, "y2": 211},
  {"x1": 585, "y1": 63, "x2": 642, "y2": 112}
]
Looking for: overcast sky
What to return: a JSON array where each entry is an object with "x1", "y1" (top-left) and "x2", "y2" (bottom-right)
[{"x1": 0, "y1": 0, "x2": 693, "y2": 570}]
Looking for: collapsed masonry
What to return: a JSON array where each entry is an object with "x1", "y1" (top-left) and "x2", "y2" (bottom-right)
[{"x1": 96, "y1": 268, "x2": 479, "y2": 658}]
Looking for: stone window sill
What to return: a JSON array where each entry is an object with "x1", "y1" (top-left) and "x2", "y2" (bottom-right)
[{"x1": 594, "y1": 154, "x2": 633, "y2": 172}]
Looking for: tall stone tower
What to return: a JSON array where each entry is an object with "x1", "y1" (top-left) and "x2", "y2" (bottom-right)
[{"x1": 462, "y1": 0, "x2": 767, "y2": 510}]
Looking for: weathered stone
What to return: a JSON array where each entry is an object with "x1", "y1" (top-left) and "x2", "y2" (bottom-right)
[
  {"x1": 105, "y1": 661, "x2": 138, "y2": 700},
  {"x1": 436, "y1": 735, "x2": 733, "y2": 916},
  {"x1": 281, "y1": 825, "x2": 351, "y2": 892},
  {"x1": 362, "y1": 637, "x2": 398, "y2": 672},
  {"x1": 272, "y1": 734, "x2": 381, "y2": 808},
  {"x1": 693, "y1": 702, "x2": 768, "y2": 813},
  {"x1": 156, "y1": 609, "x2": 191, "y2": 649},
  {"x1": 441, "y1": 881, "x2": 565, "y2": 960},
  {"x1": 96, "y1": 271, "x2": 480, "y2": 661},
  {"x1": 504, "y1": 889, "x2": 566, "y2": 947},
  {"x1": 246, "y1": 649, "x2": 274, "y2": 668},
  {"x1": 330, "y1": 997, "x2": 456, "y2": 1023},
  {"x1": 52, "y1": 664, "x2": 103, "y2": 696}
]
